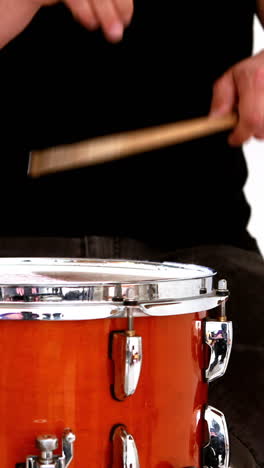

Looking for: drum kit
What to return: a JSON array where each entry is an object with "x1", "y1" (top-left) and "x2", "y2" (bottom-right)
[{"x1": 0, "y1": 258, "x2": 232, "y2": 467}]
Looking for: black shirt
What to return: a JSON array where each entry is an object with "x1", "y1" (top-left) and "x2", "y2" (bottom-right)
[{"x1": 0, "y1": 0, "x2": 257, "y2": 250}]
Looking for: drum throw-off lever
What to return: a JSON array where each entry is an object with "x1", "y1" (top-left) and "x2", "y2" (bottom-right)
[
  {"x1": 111, "y1": 300, "x2": 143, "y2": 401},
  {"x1": 204, "y1": 279, "x2": 233, "y2": 383},
  {"x1": 26, "y1": 428, "x2": 76, "y2": 468}
]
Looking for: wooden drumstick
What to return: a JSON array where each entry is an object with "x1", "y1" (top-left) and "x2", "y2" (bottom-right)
[{"x1": 28, "y1": 113, "x2": 237, "y2": 178}]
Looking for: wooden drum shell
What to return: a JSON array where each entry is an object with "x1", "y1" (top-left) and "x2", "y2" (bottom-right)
[{"x1": 0, "y1": 311, "x2": 207, "y2": 468}]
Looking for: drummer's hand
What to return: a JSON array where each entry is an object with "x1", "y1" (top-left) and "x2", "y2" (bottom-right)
[
  {"x1": 210, "y1": 50, "x2": 264, "y2": 146},
  {"x1": 55, "y1": 0, "x2": 133, "y2": 42},
  {"x1": 0, "y1": 0, "x2": 133, "y2": 49}
]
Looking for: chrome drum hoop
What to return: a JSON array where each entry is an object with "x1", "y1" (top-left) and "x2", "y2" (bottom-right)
[{"x1": 0, "y1": 258, "x2": 226, "y2": 321}]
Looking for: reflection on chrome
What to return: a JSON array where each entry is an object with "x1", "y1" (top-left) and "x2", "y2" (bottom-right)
[
  {"x1": 112, "y1": 425, "x2": 140, "y2": 468},
  {"x1": 0, "y1": 259, "x2": 229, "y2": 320},
  {"x1": 204, "y1": 320, "x2": 233, "y2": 382},
  {"x1": 203, "y1": 406, "x2": 229, "y2": 468},
  {"x1": 0, "y1": 295, "x2": 229, "y2": 321},
  {"x1": 26, "y1": 429, "x2": 75, "y2": 468},
  {"x1": 112, "y1": 332, "x2": 143, "y2": 400}
]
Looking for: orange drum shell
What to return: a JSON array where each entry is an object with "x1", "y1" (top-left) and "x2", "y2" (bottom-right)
[{"x1": 0, "y1": 311, "x2": 207, "y2": 468}]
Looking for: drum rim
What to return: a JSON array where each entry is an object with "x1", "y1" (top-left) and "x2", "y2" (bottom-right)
[
  {"x1": 0, "y1": 257, "x2": 216, "y2": 286},
  {"x1": 0, "y1": 258, "x2": 223, "y2": 320}
]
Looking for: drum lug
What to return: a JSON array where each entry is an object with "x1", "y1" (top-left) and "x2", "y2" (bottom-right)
[
  {"x1": 112, "y1": 331, "x2": 142, "y2": 401},
  {"x1": 112, "y1": 424, "x2": 140, "y2": 467},
  {"x1": 204, "y1": 319, "x2": 233, "y2": 382},
  {"x1": 203, "y1": 405, "x2": 230, "y2": 468},
  {"x1": 111, "y1": 301, "x2": 143, "y2": 401},
  {"x1": 26, "y1": 429, "x2": 75, "y2": 468},
  {"x1": 204, "y1": 279, "x2": 233, "y2": 383}
]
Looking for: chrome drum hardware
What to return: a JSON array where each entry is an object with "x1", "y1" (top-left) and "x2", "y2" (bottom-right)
[
  {"x1": 204, "y1": 279, "x2": 232, "y2": 383},
  {"x1": 26, "y1": 429, "x2": 75, "y2": 468},
  {"x1": 111, "y1": 301, "x2": 143, "y2": 401},
  {"x1": 203, "y1": 406, "x2": 230, "y2": 468},
  {"x1": 204, "y1": 320, "x2": 233, "y2": 382},
  {"x1": 0, "y1": 259, "x2": 228, "y2": 320},
  {"x1": 112, "y1": 425, "x2": 140, "y2": 468},
  {"x1": 112, "y1": 332, "x2": 142, "y2": 400}
]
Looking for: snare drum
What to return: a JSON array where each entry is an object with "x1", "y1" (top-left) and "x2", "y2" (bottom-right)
[{"x1": 0, "y1": 259, "x2": 232, "y2": 468}]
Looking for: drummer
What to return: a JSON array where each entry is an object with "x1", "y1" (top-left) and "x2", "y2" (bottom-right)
[{"x1": 0, "y1": 1, "x2": 264, "y2": 467}]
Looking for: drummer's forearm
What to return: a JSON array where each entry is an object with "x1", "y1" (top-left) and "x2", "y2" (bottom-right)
[{"x1": 256, "y1": 0, "x2": 264, "y2": 27}]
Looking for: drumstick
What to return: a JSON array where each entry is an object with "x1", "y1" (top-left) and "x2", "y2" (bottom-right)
[{"x1": 28, "y1": 113, "x2": 237, "y2": 178}]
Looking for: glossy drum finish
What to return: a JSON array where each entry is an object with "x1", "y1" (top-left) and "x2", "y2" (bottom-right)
[{"x1": 0, "y1": 311, "x2": 207, "y2": 468}]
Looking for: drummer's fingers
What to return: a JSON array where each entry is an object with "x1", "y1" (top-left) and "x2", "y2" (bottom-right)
[
  {"x1": 64, "y1": 0, "x2": 99, "y2": 30},
  {"x1": 62, "y1": 0, "x2": 133, "y2": 42},
  {"x1": 113, "y1": 0, "x2": 134, "y2": 26},
  {"x1": 210, "y1": 70, "x2": 237, "y2": 117},
  {"x1": 90, "y1": 0, "x2": 126, "y2": 42},
  {"x1": 228, "y1": 66, "x2": 264, "y2": 146}
]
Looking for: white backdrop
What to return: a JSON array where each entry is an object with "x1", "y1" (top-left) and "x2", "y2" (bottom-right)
[{"x1": 244, "y1": 18, "x2": 264, "y2": 253}]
